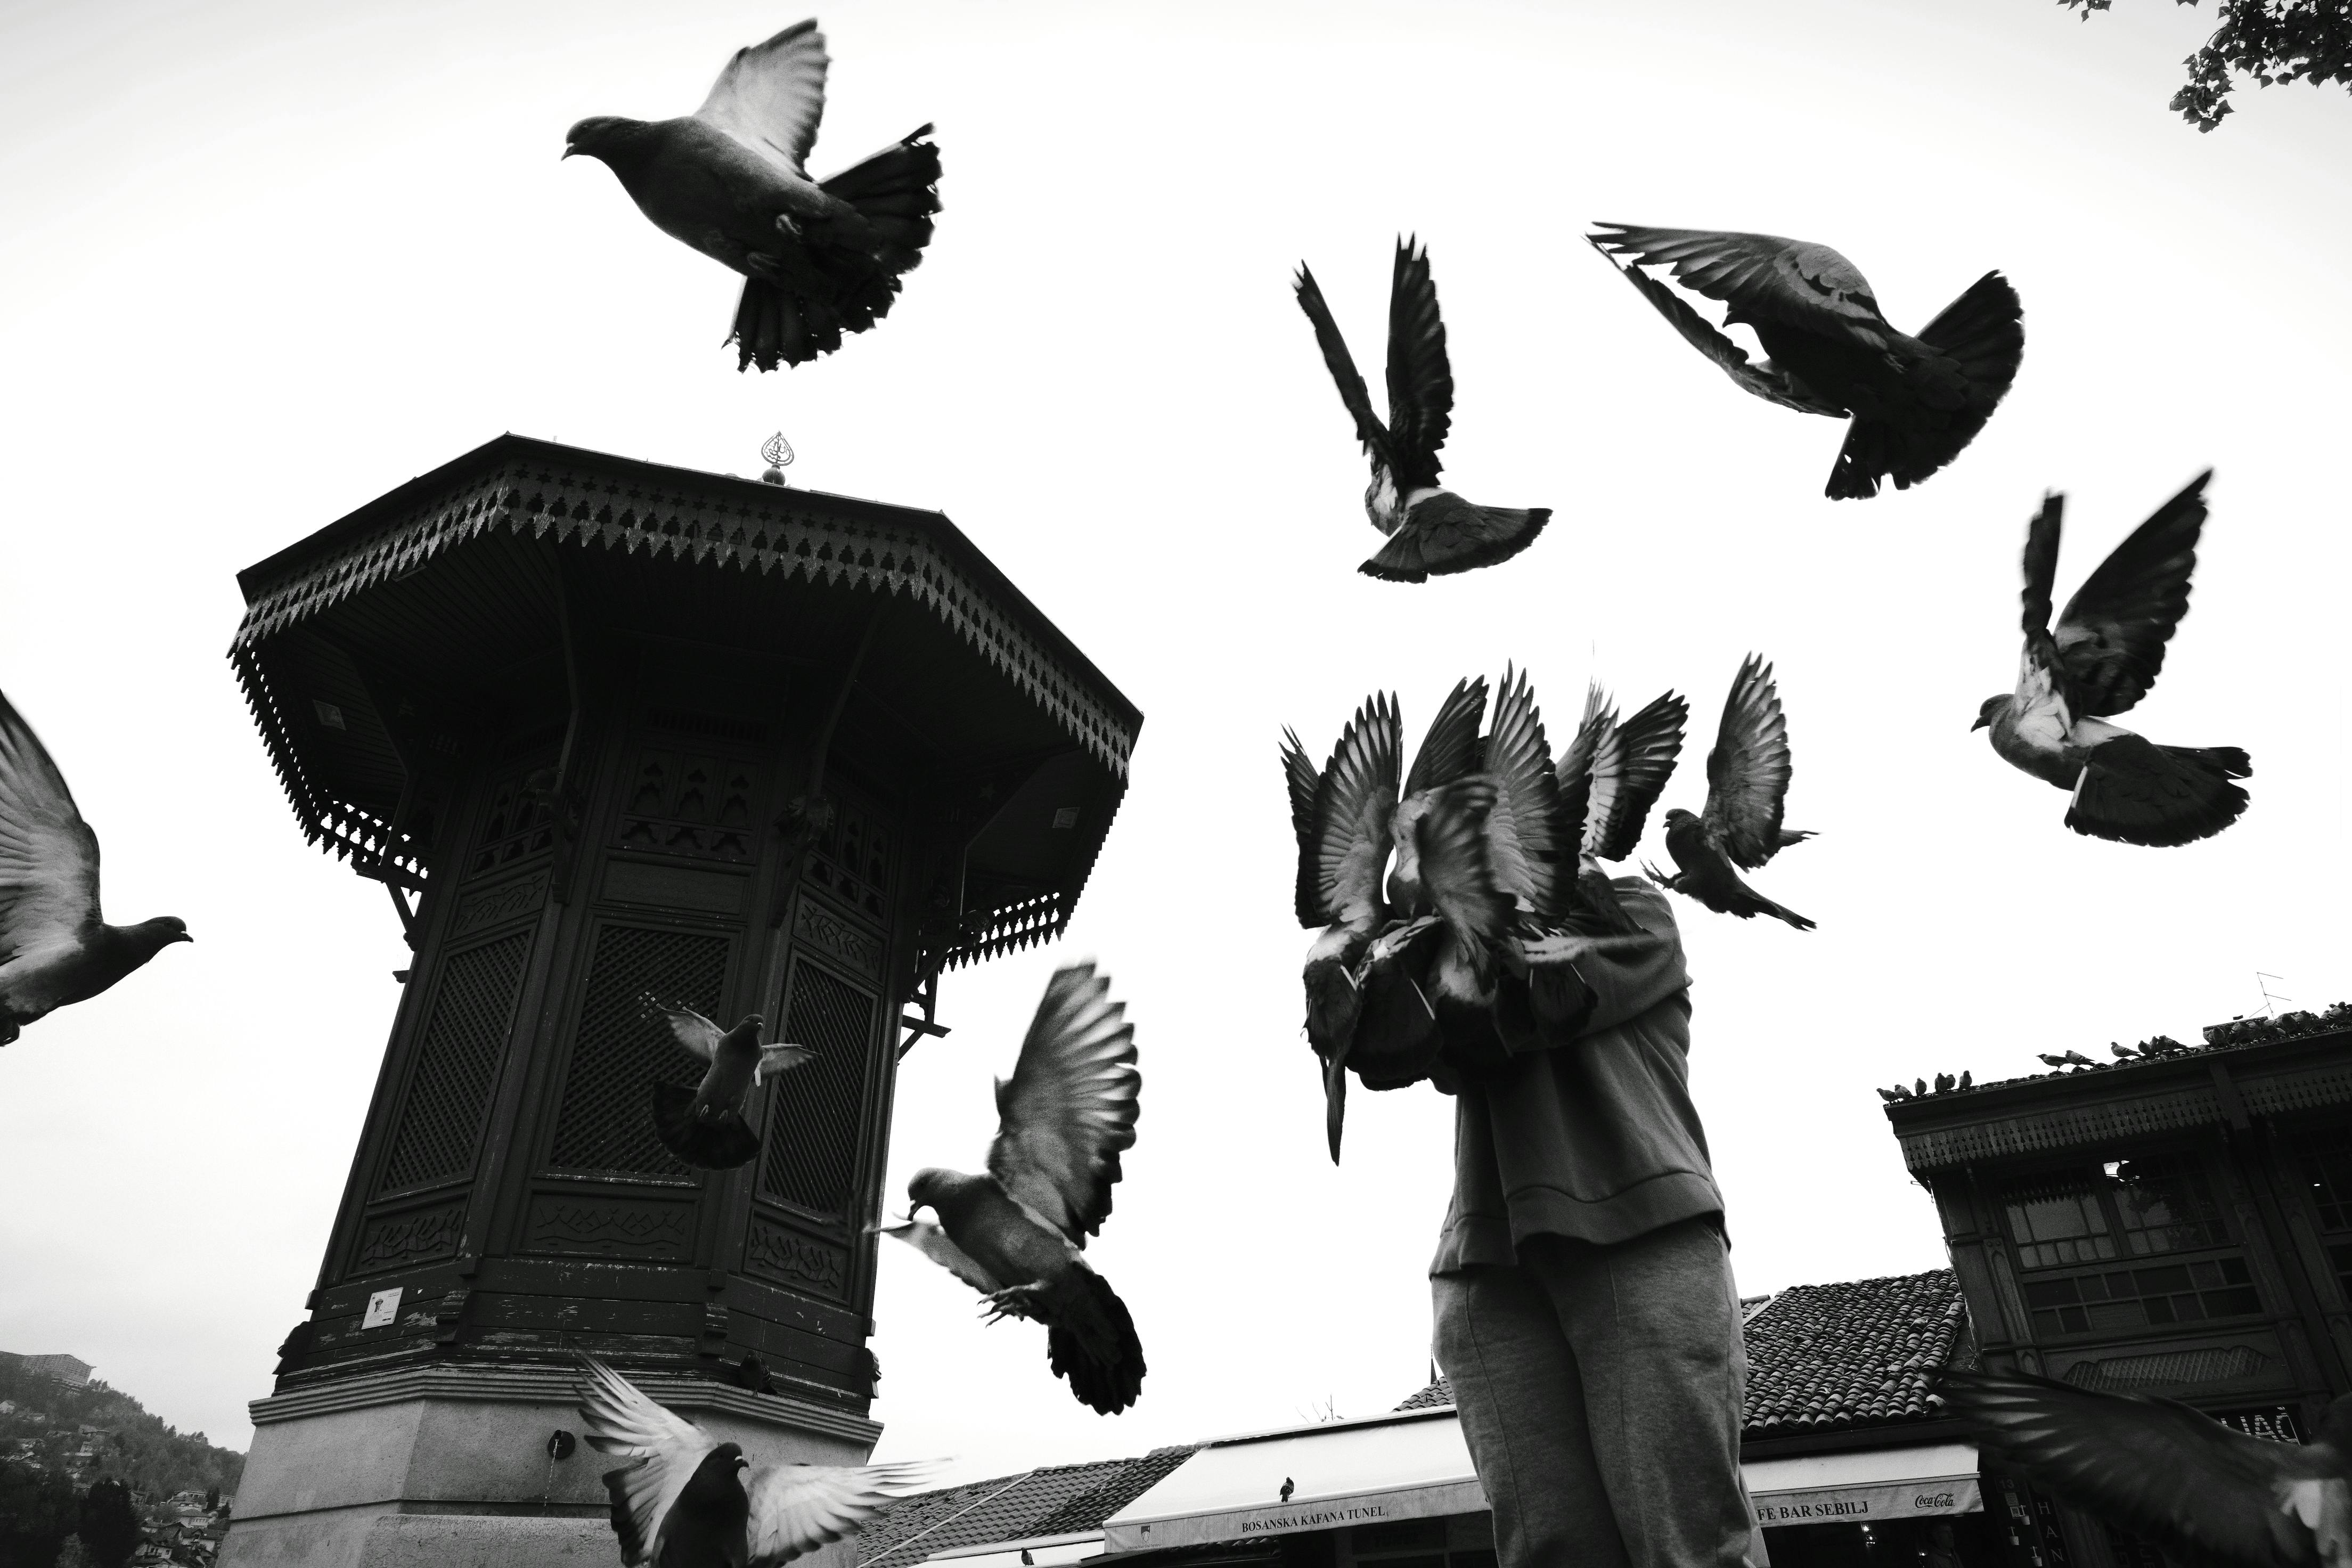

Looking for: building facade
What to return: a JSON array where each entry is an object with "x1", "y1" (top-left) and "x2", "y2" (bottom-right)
[{"x1": 1884, "y1": 1011, "x2": 2352, "y2": 1568}]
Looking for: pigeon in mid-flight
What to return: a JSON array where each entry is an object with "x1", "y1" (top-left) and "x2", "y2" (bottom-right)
[
  {"x1": 1588, "y1": 225, "x2": 2023, "y2": 500},
  {"x1": 1937, "y1": 1367, "x2": 2352, "y2": 1568},
  {"x1": 1294, "y1": 240, "x2": 1550, "y2": 582},
  {"x1": 566, "y1": 19, "x2": 941, "y2": 371},
  {"x1": 576, "y1": 1356, "x2": 930, "y2": 1567},
  {"x1": 1976, "y1": 472, "x2": 2250, "y2": 846},
  {"x1": 0, "y1": 688, "x2": 190, "y2": 1046},
  {"x1": 640, "y1": 995, "x2": 816, "y2": 1169},
  {"x1": 1553, "y1": 683, "x2": 1687, "y2": 930},
  {"x1": 879, "y1": 962, "x2": 1145, "y2": 1414},
  {"x1": 1647, "y1": 656, "x2": 1816, "y2": 931}
]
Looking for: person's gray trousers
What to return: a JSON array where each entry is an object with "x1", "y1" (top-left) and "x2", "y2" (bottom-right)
[{"x1": 1434, "y1": 1216, "x2": 1769, "y2": 1568}]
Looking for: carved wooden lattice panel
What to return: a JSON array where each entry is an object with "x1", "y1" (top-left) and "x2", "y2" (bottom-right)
[
  {"x1": 549, "y1": 925, "x2": 730, "y2": 1174},
  {"x1": 377, "y1": 931, "x2": 534, "y2": 1195},
  {"x1": 761, "y1": 962, "x2": 878, "y2": 1218},
  {"x1": 469, "y1": 771, "x2": 557, "y2": 877},
  {"x1": 805, "y1": 798, "x2": 891, "y2": 924},
  {"x1": 615, "y1": 750, "x2": 760, "y2": 863}
]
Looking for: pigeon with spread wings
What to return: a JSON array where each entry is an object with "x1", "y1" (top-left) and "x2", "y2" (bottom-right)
[
  {"x1": 0, "y1": 687, "x2": 190, "y2": 1046},
  {"x1": 1647, "y1": 656, "x2": 1816, "y2": 931},
  {"x1": 1283, "y1": 680, "x2": 1500, "y2": 1158},
  {"x1": 1588, "y1": 225, "x2": 2022, "y2": 500},
  {"x1": 1553, "y1": 683, "x2": 1686, "y2": 932},
  {"x1": 576, "y1": 1355, "x2": 931, "y2": 1566},
  {"x1": 639, "y1": 994, "x2": 816, "y2": 1170},
  {"x1": 879, "y1": 962, "x2": 1145, "y2": 1414},
  {"x1": 566, "y1": 19, "x2": 941, "y2": 371},
  {"x1": 1974, "y1": 472, "x2": 2250, "y2": 846},
  {"x1": 1937, "y1": 1367, "x2": 2352, "y2": 1568},
  {"x1": 1293, "y1": 240, "x2": 1550, "y2": 582}
]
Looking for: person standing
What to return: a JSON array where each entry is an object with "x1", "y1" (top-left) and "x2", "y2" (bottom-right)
[{"x1": 1427, "y1": 872, "x2": 1763, "y2": 1568}]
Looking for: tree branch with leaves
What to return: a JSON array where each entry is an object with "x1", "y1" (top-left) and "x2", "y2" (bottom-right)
[{"x1": 2061, "y1": 0, "x2": 2352, "y2": 128}]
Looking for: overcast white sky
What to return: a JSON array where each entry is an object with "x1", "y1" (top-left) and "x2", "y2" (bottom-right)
[{"x1": 3, "y1": 0, "x2": 2349, "y2": 1489}]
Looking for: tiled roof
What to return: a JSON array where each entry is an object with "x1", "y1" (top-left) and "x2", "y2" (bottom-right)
[
  {"x1": 1024, "y1": 1446, "x2": 1200, "y2": 1537},
  {"x1": 859, "y1": 1453, "x2": 1189, "y2": 1566},
  {"x1": 1742, "y1": 1269, "x2": 1966, "y2": 1437},
  {"x1": 1391, "y1": 1269, "x2": 1969, "y2": 1440},
  {"x1": 1892, "y1": 1005, "x2": 2352, "y2": 1103}
]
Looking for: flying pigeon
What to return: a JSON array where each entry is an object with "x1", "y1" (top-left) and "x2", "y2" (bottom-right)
[
  {"x1": 1975, "y1": 472, "x2": 2249, "y2": 846},
  {"x1": 1936, "y1": 1367, "x2": 2352, "y2": 1568},
  {"x1": 1587, "y1": 225, "x2": 2022, "y2": 500},
  {"x1": 1293, "y1": 240, "x2": 1550, "y2": 582},
  {"x1": 0, "y1": 687, "x2": 190, "y2": 1046},
  {"x1": 1551, "y1": 684, "x2": 1687, "y2": 931},
  {"x1": 576, "y1": 1356, "x2": 930, "y2": 1566},
  {"x1": 566, "y1": 20, "x2": 941, "y2": 371},
  {"x1": 879, "y1": 962, "x2": 1145, "y2": 1414},
  {"x1": 640, "y1": 994, "x2": 816, "y2": 1170},
  {"x1": 1647, "y1": 656, "x2": 1816, "y2": 931},
  {"x1": 1283, "y1": 680, "x2": 1499, "y2": 1158}
]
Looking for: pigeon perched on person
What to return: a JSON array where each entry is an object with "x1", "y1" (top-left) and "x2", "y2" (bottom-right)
[
  {"x1": 1936, "y1": 1367, "x2": 2352, "y2": 1568},
  {"x1": 640, "y1": 994, "x2": 816, "y2": 1170},
  {"x1": 879, "y1": 962, "x2": 1145, "y2": 1414},
  {"x1": 1587, "y1": 225, "x2": 2023, "y2": 500},
  {"x1": 1283, "y1": 680, "x2": 1501, "y2": 1157},
  {"x1": 1294, "y1": 240, "x2": 1550, "y2": 582},
  {"x1": 576, "y1": 1355, "x2": 930, "y2": 1566},
  {"x1": 565, "y1": 19, "x2": 941, "y2": 371},
  {"x1": 0, "y1": 688, "x2": 190, "y2": 1046},
  {"x1": 1646, "y1": 656, "x2": 1816, "y2": 931},
  {"x1": 1975, "y1": 472, "x2": 2249, "y2": 846}
]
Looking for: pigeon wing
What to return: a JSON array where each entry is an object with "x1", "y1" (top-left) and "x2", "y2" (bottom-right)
[
  {"x1": 2016, "y1": 492, "x2": 2075, "y2": 714},
  {"x1": 1481, "y1": 668, "x2": 1568, "y2": 925},
  {"x1": 1384, "y1": 238, "x2": 1455, "y2": 491},
  {"x1": 2053, "y1": 472, "x2": 2211, "y2": 718},
  {"x1": 576, "y1": 1357, "x2": 718, "y2": 1568},
  {"x1": 1586, "y1": 691, "x2": 1687, "y2": 862},
  {"x1": 1588, "y1": 225, "x2": 1889, "y2": 347},
  {"x1": 643, "y1": 997, "x2": 727, "y2": 1063},
  {"x1": 1585, "y1": 238, "x2": 1846, "y2": 416},
  {"x1": 1294, "y1": 264, "x2": 1392, "y2": 469},
  {"x1": 1936, "y1": 1369, "x2": 2320, "y2": 1568},
  {"x1": 1311, "y1": 696, "x2": 1401, "y2": 929},
  {"x1": 755, "y1": 1043, "x2": 818, "y2": 1084},
  {"x1": 879, "y1": 1215, "x2": 1005, "y2": 1295},
  {"x1": 986, "y1": 963, "x2": 1140, "y2": 1245},
  {"x1": 1553, "y1": 685, "x2": 1611, "y2": 861},
  {"x1": 1282, "y1": 729, "x2": 1325, "y2": 929},
  {"x1": 1403, "y1": 677, "x2": 1490, "y2": 797},
  {"x1": 742, "y1": 1460, "x2": 937, "y2": 1567},
  {"x1": 0, "y1": 689, "x2": 101, "y2": 966},
  {"x1": 1416, "y1": 778, "x2": 1513, "y2": 952},
  {"x1": 1701, "y1": 656, "x2": 1798, "y2": 871},
  {"x1": 693, "y1": 19, "x2": 829, "y2": 178}
]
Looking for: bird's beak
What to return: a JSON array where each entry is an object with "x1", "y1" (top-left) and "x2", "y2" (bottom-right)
[
  {"x1": 561, "y1": 142, "x2": 578, "y2": 159},
  {"x1": 176, "y1": 932, "x2": 195, "y2": 944},
  {"x1": 1970, "y1": 714, "x2": 1990, "y2": 731}
]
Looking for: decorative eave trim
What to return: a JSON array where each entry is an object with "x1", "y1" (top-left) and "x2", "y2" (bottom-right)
[
  {"x1": 246, "y1": 1360, "x2": 880, "y2": 1444},
  {"x1": 230, "y1": 446, "x2": 1138, "y2": 778}
]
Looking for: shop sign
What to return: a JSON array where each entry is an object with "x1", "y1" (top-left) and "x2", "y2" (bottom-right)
[{"x1": 1752, "y1": 1477, "x2": 1981, "y2": 1524}]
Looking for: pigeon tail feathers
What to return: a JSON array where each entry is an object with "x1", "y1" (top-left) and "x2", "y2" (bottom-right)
[
  {"x1": 1359, "y1": 495, "x2": 1548, "y2": 583},
  {"x1": 2067, "y1": 736, "x2": 2250, "y2": 847},
  {"x1": 650, "y1": 1082, "x2": 763, "y2": 1170},
  {"x1": 1047, "y1": 1268, "x2": 1146, "y2": 1416}
]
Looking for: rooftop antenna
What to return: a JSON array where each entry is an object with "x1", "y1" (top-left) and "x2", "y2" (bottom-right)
[
  {"x1": 761, "y1": 431, "x2": 795, "y2": 486},
  {"x1": 2257, "y1": 973, "x2": 2291, "y2": 1018}
]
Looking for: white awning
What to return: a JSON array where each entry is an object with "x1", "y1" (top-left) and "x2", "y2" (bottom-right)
[
  {"x1": 1747, "y1": 1442, "x2": 1982, "y2": 1526},
  {"x1": 1101, "y1": 1408, "x2": 1483, "y2": 1554}
]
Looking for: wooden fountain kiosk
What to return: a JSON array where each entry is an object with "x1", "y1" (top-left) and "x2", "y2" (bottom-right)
[{"x1": 217, "y1": 435, "x2": 1139, "y2": 1568}]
